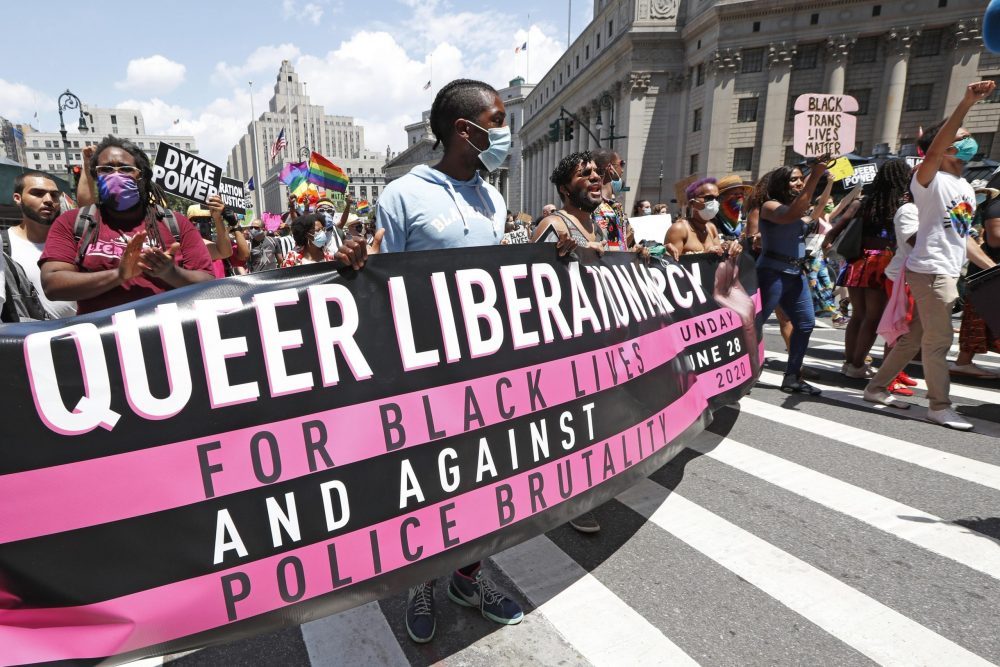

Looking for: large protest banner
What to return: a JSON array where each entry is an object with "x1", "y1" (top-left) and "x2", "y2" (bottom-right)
[
  {"x1": 0, "y1": 246, "x2": 760, "y2": 666},
  {"x1": 151, "y1": 143, "x2": 223, "y2": 205}
]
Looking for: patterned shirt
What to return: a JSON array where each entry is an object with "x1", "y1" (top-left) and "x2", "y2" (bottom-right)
[{"x1": 592, "y1": 198, "x2": 631, "y2": 248}]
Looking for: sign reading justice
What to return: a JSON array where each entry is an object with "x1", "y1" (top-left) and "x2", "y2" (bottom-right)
[{"x1": 793, "y1": 94, "x2": 858, "y2": 158}]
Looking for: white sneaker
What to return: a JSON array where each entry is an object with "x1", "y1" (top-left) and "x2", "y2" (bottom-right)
[
  {"x1": 843, "y1": 362, "x2": 871, "y2": 379},
  {"x1": 926, "y1": 407, "x2": 973, "y2": 431},
  {"x1": 863, "y1": 387, "x2": 910, "y2": 409}
]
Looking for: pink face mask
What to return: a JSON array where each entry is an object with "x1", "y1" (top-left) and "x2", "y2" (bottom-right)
[{"x1": 97, "y1": 172, "x2": 140, "y2": 212}]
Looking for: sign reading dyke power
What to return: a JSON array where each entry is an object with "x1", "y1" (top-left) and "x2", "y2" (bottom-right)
[
  {"x1": 152, "y1": 142, "x2": 223, "y2": 205},
  {"x1": 793, "y1": 93, "x2": 858, "y2": 158},
  {"x1": 0, "y1": 246, "x2": 760, "y2": 665}
]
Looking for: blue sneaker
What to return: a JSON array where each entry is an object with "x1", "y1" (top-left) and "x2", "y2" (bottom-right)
[
  {"x1": 447, "y1": 569, "x2": 523, "y2": 625},
  {"x1": 405, "y1": 581, "x2": 436, "y2": 643}
]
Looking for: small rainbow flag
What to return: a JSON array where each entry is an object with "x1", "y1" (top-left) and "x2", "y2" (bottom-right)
[
  {"x1": 308, "y1": 152, "x2": 349, "y2": 193},
  {"x1": 356, "y1": 199, "x2": 372, "y2": 215}
]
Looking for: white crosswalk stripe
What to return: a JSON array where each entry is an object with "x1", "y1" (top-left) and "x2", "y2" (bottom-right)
[
  {"x1": 161, "y1": 322, "x2": 1000, "y2": 667},
  {"x1": 616, "y1": 479, "x2": 995, "y2": 667}
]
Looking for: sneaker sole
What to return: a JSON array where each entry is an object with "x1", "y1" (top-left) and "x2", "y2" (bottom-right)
[
  {"x1": 406, "y1": 620, "x2": 435, "y2": 644},
  {"x1": 862, "y1": 395, "x2": 910, "y2": 409},
  {"x1": 926, "y1": 418, "x2": 974, "y2": 431},
  {"x1": 568, "y1": 522, "x2": 601, "y2": 533}
]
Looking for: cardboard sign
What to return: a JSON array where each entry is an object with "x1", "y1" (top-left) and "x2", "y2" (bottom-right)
[
  {"x1": 218, "y1": 177, "x2": 249, "y2": 215},
  {"x1": 151, "y1": 143, "x2": 223, "y2": 205},
  {"x1": 630, "y1": 213, "x2": 672, "y2": 244},
  {"x1": 827, "y1": 157, "x2": 855, "y2": 182},
  {"x1": 516, "y1": 212, "x2": 533, "y2": 225},
  {"x1": 793, "y1": 94, "x2": 858, "y2": 158},
  {"x1": 503, "y1": 228, "x2": 531, "y2": 244}
]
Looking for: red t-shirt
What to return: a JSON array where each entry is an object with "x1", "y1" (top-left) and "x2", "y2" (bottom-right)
[{"x1": 40, "y1": 207, "x2": 214, "y2": 314}]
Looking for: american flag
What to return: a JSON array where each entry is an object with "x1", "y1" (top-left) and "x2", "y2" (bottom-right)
[{"x1": 271, "y1": 128, "x2": 287, "y2": 160}]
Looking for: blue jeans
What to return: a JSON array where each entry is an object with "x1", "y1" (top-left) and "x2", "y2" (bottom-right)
[{"x1": 757, "y1": 268, "x2": 815, "y2": 377}]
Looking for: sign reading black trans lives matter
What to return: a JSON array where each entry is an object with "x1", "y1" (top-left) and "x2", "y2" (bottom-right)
[
  {"x1": 0, "y1": 246, "x2": 761, "y2": 665},
  {"x1": 152, "y1": 142, "x2": 223, "y2": 205}
]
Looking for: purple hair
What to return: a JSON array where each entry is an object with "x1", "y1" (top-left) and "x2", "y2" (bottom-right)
[{"x1": 685, "y1": 177, "x2": 717, "y2": 200}]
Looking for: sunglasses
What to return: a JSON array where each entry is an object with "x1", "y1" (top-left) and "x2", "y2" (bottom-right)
[
  {"x1": 95, "y1": 165, "x2": 140, "y2": 176},
  {"x1": 693, "y1": 194, "x2": 719, "y2": 202}
]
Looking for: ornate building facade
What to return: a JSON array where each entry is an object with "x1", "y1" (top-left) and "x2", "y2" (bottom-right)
[{"x1": 520, "y1": 0, "x2": 999, "y2": 216}]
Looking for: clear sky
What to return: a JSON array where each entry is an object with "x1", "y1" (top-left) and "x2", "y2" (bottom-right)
[{"x1": 1, "y1": 0, "x2": 595, "y2": 167}]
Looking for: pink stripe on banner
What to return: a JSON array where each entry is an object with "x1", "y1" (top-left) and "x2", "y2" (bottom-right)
[
  {"x1": 0, "y1": 387, "x2": 709, "y2": 667},
  {"x1": 697, "y1": 354, "x2": 752, "y2": 398}
]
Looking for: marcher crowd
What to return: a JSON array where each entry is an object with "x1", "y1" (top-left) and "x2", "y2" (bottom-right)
[{"x1": 2, "y1": 78, "x2": 998, "y2": 645}]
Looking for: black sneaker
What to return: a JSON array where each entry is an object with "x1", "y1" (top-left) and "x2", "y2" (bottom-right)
[
  {"x1": 405, "y1": 581, "x2": 436, "y2": 643},
  {"x1": 569, "y1": 511, "x2": 601, "y2": 533},
  {"x1": 448, "y1": 568, "x2": 524, "y2": 625},
  {"x1": 780, "y1": 374, "x2": 821, "y2": 395}
]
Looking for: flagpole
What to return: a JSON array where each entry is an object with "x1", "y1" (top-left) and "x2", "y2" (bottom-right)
[
  {"x1": 527, "y1": 13, "x2": 531, "y2": 83},
  {"x1": 248, "y1": 80, "x2": 264, "y2": 216},
  {"x1": 567, "y1": 1, "x2": 572, "y2": 51}
]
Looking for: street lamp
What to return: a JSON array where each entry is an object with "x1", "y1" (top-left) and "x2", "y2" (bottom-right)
[
  {"x1": 57, "y1": 89, "x2": 87, "y2": 180},
  {"x1": 593, "y1": 91, "x2": 626, "y2": 150},
  {"x1": 298, "y1": 146, "x2": 310, "y2": 160}
]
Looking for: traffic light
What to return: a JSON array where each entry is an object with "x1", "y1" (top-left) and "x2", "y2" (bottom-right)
[
  {"x1": 71, "y1": 165, "x2": 82, "y2": 188},
  {"x1": 547, "y1": 119, "x2": 561, "y2": 142},
  {"x1": 563, "y1": 119, "x2": 574, "y2": 142}
]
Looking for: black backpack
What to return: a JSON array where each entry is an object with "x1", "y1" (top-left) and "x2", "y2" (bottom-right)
[
  {"x1": 0, "y1": 228, "x2": 49, "y2": 323},
  {"x1": 72, "y1": 204, "x2": 181, "y2": 265}
]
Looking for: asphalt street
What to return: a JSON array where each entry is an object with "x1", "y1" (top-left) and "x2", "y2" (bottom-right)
[{"x1": 139, "y1": 316, "x2": 1000, "y2": 667}]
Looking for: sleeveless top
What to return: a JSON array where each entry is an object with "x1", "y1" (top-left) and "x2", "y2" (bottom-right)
[
  {"x1": 538, "y1": 210, "x2": 608, "y2": 247},
  {"x1": 757, "y1": 207, "x2": 806, "y2": 275}
]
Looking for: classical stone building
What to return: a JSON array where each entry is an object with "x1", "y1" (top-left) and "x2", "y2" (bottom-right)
[{"x1": 520, "y1": 0, "x2": 999, "y2": 216}]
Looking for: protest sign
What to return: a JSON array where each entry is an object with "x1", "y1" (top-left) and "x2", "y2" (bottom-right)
[
  {"x1": 0, "y1": 247, "x2": 759, "y2": 665},
  {"x1": 503, "y1": 228, "x2": 531, "y2": 244},
  {"x1": 630, "y1": 213, "x2": 672, "y2": 244},
  {"x1": 842, "y1": 162, "x2": 878, "y2": 189},
  {"x1": 827, "y1": 157, "x2": 855, "y2": 182},
  {"x1": 793, "y1": 94, "x2": 859, "y2": 158},
  {"x1": 152, "y1": 143, "x2": 223, "y2": 205},
  {"x1": 219, "y1": 177, "x2": 249, "y2": 215}
]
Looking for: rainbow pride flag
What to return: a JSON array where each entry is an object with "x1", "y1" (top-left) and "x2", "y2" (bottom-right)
[
  {"x1": 355, "y1": 199, "x2": 371, "y2": 215},
  {"x1": 280, "y1": 161, "x2": 308, "y2": 186},
  {"x1": 308, "y1": 152, "x2": 349, "y2": 193}
]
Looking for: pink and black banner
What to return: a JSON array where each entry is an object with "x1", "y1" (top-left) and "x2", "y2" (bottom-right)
[{"x1": 0, "y1": 246, "x2": 760, "y2": 665}]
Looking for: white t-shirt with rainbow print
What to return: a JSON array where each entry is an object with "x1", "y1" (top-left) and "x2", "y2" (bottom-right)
[{"x1": 906, "y1": 171, "x2": 975, "y2": 278}]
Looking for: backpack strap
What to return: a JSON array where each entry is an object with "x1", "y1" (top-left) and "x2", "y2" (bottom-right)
[
  {"x1": 1, "y1": 227, "x2": 10, "y2": 258},
  {"x1": 73, "y1": 204, "x2": 101, "y2": 266},
  {"x1": 156, "y1": 206, "x2": 182, "y2": 244}
]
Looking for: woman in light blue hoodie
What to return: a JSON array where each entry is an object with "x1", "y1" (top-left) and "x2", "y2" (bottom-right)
[{"x1": 374, "y1": 79, "x2": 525, "y2": 644}]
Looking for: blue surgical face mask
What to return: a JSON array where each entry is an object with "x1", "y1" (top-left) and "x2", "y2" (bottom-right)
[
  {"x1": 464, "y1": 120, "x2": 512, "y2": 172},
  {"x1": 609, "y1": 166, "x2": 625, "y2": 195},
  {"x1": 312, "y1": 230, "x2": 329, "y2": 248},
  {"x1": 952, "y1": 136, "x2": 979, "y2": 163}
]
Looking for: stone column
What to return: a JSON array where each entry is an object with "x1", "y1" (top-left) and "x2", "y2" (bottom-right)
[
  {"x1": 620, "y1": 75, "x2": 653, "y2": 212},
  {"x1": 824, "y1": 34, "x2": 855, "y2": 95},
  {"x1": 704, "y1": 49, "x2": 741, "y2": 177},
  {"x1": 875, "y1": 27, "x2": 919, "y2": 152},
  {"x1": 759, "y1": 42, "x2": 797, "y2": 171},
  {"x1": 943, "y1": 18, "x2": 984, "y2": 111}
]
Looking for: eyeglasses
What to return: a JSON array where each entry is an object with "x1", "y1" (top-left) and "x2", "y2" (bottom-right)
[{"x1": 95, "y1": 165, "x2": 140, "y2": 176}]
